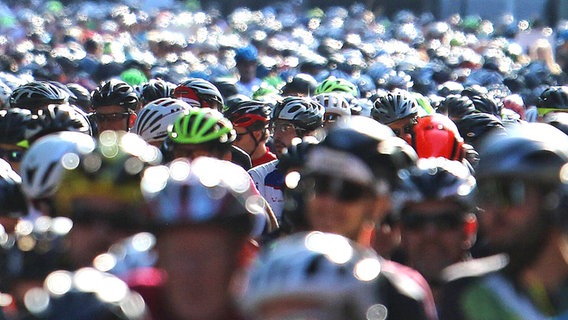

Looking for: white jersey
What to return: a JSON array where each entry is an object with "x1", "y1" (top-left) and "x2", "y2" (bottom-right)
[{"x1": 248, "y1": 160, "x2": 284, "y2": 221}]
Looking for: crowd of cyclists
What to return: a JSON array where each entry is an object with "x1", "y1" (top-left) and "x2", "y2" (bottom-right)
[{"x1": 1, "y1": 0, "x2": 568, "y2": 319}]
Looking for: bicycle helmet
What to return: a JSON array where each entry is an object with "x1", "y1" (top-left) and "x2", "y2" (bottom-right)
[
  {"x1": 25, "y1": 104, "x2": 93, "y2": 143},
  {"x1": 66, "y1": 83, "x2": 92, "y2": 112},
  {"x1": 173, "y1": 78, "x2": 224, "y2": 110},
  {"x1": 168, "y1": 108, "x2": 236, "y2": 146},
  {"x1": 141, "y1": 157, "x2": 260, "y2": 234},
  {"x1": 306, "y1": 116, "x2": 417, "y2": 194},
  {"x1": 281, "y1": 73, "x2": 318, "y2": 96},
  {"x1": 20, "y1": 131, "x2": 95, "y2": 201},
  {"x1": 272, "y1": 97, "x2": 324, "y2": 132},
  {"x1": 437, "y1": 81, "x2": 465, "y2": 98},
  {"x1": 411, "y1": 114, "x2": 465, "y2": 161},
  {"x1": 53, "y1": 131, "x2": 162, "y2": 226},
  {"x1": 442, "y1": 95, "x2": 476, "y2": 120},
  {"x1": 0, "y1": 108, "x2": 33, "y2": 146},
  {"x1": 394, "y1": 157, "x2": 476, "y2": 213},
  {"x1": 536, "y1": 86, "x2": 568, "y2": 116},
  {"x1": 313, "y1": 93, "x2": 351, "y2": 116},
  {"x1": 469, "y1": 94, "x2": 501, "y2": 117},
  {"x1": 371, "y1": 90, "x2": 419, "y2": 125},
  {"x1": 238, "y1": 231, "x2": 383, "y2": 318},
  {"x1": 132, "y1": 98, "x2": 192, "y2": 143},
  {"x1": 454, "y1": 113, "x2": 506, "y2": 150},
  {"x1": 10, "y1": 81, "x2": 69, "y2": 111},
  {"x1": 223, "y1": 99, "x2": 270, "y2": 130},
  {"x1": 0, "y1": 158, "x2": 27, "y2": 217},
  {"x1": 91, "y1": 79, "x2": 139, "y2": 111},
  {"x1": 138, "y1": 79, "x2": 176, "y2": 105},
  {"x1": 476, "y1": 123, "x2": 568, "y2": 183},
  {"x1": 314, "y1": 76, "x2": 359, "y2": 98}
]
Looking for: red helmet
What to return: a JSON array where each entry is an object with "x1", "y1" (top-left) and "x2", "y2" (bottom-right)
[{"x1": 411, "y1": 114, "x2": 464, "y2": 161}]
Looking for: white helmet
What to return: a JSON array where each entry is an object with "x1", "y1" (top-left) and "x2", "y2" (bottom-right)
[
  {"x1": 132, "y1": 98, "x2": 192, "y2": 143},
  {"x1": 239, "y1": 231, "x2": 384, "y2": 318},
  {"x1": 313, "y1": 92, "x2": 351, "y2": 116},
  {"x1": 20, "y1": 131, "x2": 95, "y2": 200}
]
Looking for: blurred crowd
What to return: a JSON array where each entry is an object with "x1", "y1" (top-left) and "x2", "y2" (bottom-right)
[{"x1": 0, "y1": 0, "x2": 567, "y2": 319}]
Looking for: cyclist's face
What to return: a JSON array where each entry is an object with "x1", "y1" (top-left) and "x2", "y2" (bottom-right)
[
  {"x1": 387, "y1": 116, "x2": 414, "y2": 143},
  {"x1": 400, "y1": 200, "x2": 471, "y2": 283},
  {"x1": 306, "y1": 175, "x2": 385, "y2": 241},
  {"x1": 93, "y1": 105, "x2": 131, "y2": 133},
  {"x1": 158, "y1": 226, "x2": 242, "y2": 320},
  {"x1": 271, "y1": 121, "x2": 299, "y2": 158}
]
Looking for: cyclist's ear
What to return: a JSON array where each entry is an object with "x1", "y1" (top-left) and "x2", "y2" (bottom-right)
[
  {"x1": 237, "y1": 239, "x2": 259, "y2": 268},
  {"x1": 463, "y1": 213, "x2": 478, "y2": 249}
]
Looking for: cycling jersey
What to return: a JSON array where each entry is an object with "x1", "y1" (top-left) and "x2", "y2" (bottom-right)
[{"x1": 248, "y1": 160, "x2": 284, "y2": 221}]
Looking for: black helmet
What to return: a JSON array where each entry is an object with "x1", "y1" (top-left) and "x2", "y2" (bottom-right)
[
  {"x1": 9, "y1": 81, "x2": 69, "y2": 110},
  {"x1": 25, "y1": 104, "x2": 93, "y2": 143},
  {"x1": 394, "y1": 157, "x2": 477, "y2": 213},
  {"x1": 272, "y1": 97, "x2": 324, "y2": 132},
  {"x1": 91, "y1": 79, "x2": 139, "y2": 110},
  {"x1": 454, "y1": 113, "x2": 506, "y2": 150},
  {"x1": 306, "y1": 116, "x2": 417, "y2": 193},
  {"x1": 281, "y1": 73, "x2": 318, "y2": 96},
  {"x1": 138, "y1": 79, "x2": 176, "y2": 105},
  {"x1": 66, "y1": 83, "x2": 92, "y2": 112},
  {"x1": 476, "y1": 123, "x2": 568, "y2": 183},
  {"x1": 442, "y1": 95, "x2": 476, "y2": 120},
  {"x1": 536, "y1": 86, "x2": 568, "y2": 116},
  {"x1": 0, "y1": 108, "x2": 33, "y2": 146},
  {"x1": 371, "y1": 90, "x2": 418, "y2": 125}
]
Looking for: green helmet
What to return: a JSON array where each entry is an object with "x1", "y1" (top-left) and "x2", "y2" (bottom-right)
[
  {"x1": 168, "y1": 108, "x2": 236, "y2": 145},
  {"x1": 314, "y1": 76, "x2": 359, "y2": 98}
]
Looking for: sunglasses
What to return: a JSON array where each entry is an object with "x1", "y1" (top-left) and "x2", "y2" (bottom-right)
[
  {"x1": 270, "y1": 122, "x2": 296, "y2": 133},
  {"x1": 477, "y1": 179, "x2": 529, "y2": 208},
  {"x1": 308, "y1": 174, "x2": 372, "y2": 202},
  {"x1": 0, "y1": 148, "x2": 25, "y2": 162},
  {"x1": 401, "y1": 211, "x2": 464, "y2": 231},
  {"x1": 93, "y1": 112, "x2": 131, "y2": 122}
]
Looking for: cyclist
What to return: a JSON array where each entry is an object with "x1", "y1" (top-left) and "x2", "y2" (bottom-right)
[
  {"x1": 173, "y1": 77, "x2": 225, "y2": 111},
  {"x1": 9, "y1": 81, "x2": 69, "y2": 114},
  {"x1": 313, "y1": 92, "x2": 351, "y2": 129},
  {"x1": 239, "y1": 231, "x2": 385, "y2": 320},
  {"x1": 394, "y1": 158, "x2": 477, "y2": 302},
  {"x1": 372, "y1": 89, "x2": 420, "y2": 142},
  {"x1": 131, "y1": 97, "x2": 192, "y2": 148},
  {"x1": 439, "y1": 123, "x2": 568, "y2": 319},
  {"x1": 90, "y1": 80, "x2": 139, "y2": 134},
  {"x1": 248, "y1": 97, "x2": 324, "y2": 221},
  {"x1": 223, "y1": 99, "x2": 276, "y2": 167},
  {"x1": 51, "y1": 131, "x2": 161, "y2": 269},
  {"x1": 298, "y1": 116, "x2": 438, "y2": 320},
  {"x1": 138, "y1": 157, "x2": 262, "y2": 320}
]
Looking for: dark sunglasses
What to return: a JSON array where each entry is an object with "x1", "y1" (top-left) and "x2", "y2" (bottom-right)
[
  {"x1": 401, "y1": 211, "x2": 464, "y2": 231},
  {"x1": 308, "y1": 174, "x2": 372, "y2": 202},
  {"x1": 477, "y1": 179, "x2": 528, "y2": 208},
  {"x1": 0, "y1": 148, "x2": 25, "y2": 162},
  {"x1": 93, "y1": 112, "x2": 131, "y2": 122},
  {"x1": 71, "y1": 206, "x2": 135, "y2": 230}
]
